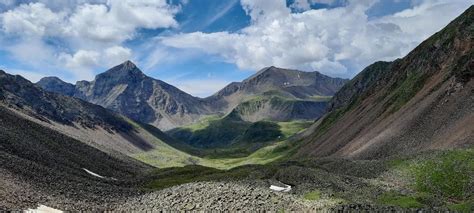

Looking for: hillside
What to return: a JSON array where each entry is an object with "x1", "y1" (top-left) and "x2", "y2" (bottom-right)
[
  {"x1": 295, "y1": 6, "x2": 474, "y2": 159},
  {"x1": 1, "y1": 70, "x2": 201, "y2": 167},
  {"x1": 0, "y1": 98, "x2": 150, "y2": 210}
]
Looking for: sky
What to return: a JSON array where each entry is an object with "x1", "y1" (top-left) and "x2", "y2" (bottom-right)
[{"x1": 0, "y1": 0, "x2": 472, "y2": 97}]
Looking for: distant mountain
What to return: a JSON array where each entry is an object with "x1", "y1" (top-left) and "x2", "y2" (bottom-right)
[
  {"x1": 36, "y1": 76, "x2": 76, "y2": 96},
  {"x1": 295, "y1": 6, "x2": 474, "y2": 159},
  {"x1": 206, "y1": 66, "x2": 348, "y2": 115},
  {"x1": 38, "y1": 61, "x2": 212, "y2": 130}
]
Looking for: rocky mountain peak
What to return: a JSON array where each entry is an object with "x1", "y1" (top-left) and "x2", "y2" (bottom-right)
[
  {"x1": 122, "y1": 60, "x2": 138, "y2": 70},
  {"x1": 36, "y1": 76, "x2": 76, "y2": 96},
  {"x1": 37, "y1": 76, "x2": 67, "y2": 84},
  {"x1": 96, "y1": 60, "x2": 144, "y2": 82}
]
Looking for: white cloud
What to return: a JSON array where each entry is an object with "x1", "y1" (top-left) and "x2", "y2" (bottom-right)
[
  {"x1": 290, "y1": 0, "x2": 311, "y2": 11},
  {"x1": 240, "y1": 0, "x2": 290, "y2": 22},
  {"x1": 1, "y1": 3, "x2": 66, "y2": 37},
  {"x1": 0, "y1": 0, "x2": 179, "y2": 81},
  {"x1": 4, "y1": 37, "x2": 58, "y2": 68},
  {"x1": 58, "y1": 46, "x2": 132, "y2": 80},
  {"x1": 6, "y1": 68, "x2": 47, "y2": 83},
  {"x1": 62, "y1": 50, "x2": 100, "y2": 69},
  {"x1": 65, "y1": 0, "x2": 179, "y2": 44},
  {"x1": 104, "y1": 46, "x2": 132, "y2": 67},
  {"x1": 59, "y1": 49, "x2": 99, "y2": 79},
  {"x1": 161, "y1": 0, "x2": 472, "y2": 78}
]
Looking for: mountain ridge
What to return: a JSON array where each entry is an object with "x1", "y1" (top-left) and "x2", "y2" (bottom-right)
[{"x1": 295, "y1": 5, "x2": 474, "y2": 159}]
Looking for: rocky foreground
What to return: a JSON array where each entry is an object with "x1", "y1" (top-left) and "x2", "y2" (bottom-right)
[
  {"x1": 6, "y1": 179, "x2": 406, "y2": 212},
  {"x1": 117, "y1": 181, "x2": 325, "y2": 211}
]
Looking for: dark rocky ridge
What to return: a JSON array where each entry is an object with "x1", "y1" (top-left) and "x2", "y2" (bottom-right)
[{"x1": 0, "y1": 70, "x2": 132, "y2": 132}]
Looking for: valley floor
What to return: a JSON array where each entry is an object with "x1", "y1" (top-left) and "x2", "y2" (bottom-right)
[{"x1": 2, "y1": 148, "x2": 472, "y2": 211}]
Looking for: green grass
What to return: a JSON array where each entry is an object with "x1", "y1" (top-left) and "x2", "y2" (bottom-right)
[
  {"x1": 179, "y1": 115, "x2": 222, "y2": 132},
  {"x1": 448, "y1": 201, "x2": 474, "y2": 212},
  {"x1": 167, "y1": 115, "x2": 251, "y2": 148},
  {"x1": 309, "y1": 96, "x2": 333, "y2": 102},
  {"x1": 412, "y1": 149, "x2": 473, "y2": 200},
  {"x1": 124, "y1": 119, "x2": 201, "y2": 168},
  {"x1": 385, "y1": 149, "x2": 474, "y2": 209},
  {"x1": 199, "y1": 140, "x2": 295, "y2": 169},
  {"x1": 278, "y1": 121, "x2": 312, "y2": 138},
  {"x1": 378, "y1": 191, "x2": 424, "y2": 208},
  {"x1": 237, "y1": 121, "x2": 282, "y2": 143},
  {"x1": 304, "y1": 190, "x2": 322, "y2": 201},
  {"x1": 165, "y1": 112, "x2": 312, "y2": 159}
]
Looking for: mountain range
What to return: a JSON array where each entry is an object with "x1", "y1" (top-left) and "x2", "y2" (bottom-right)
[
  {"x1": 1, "y1": 5, "x2": 473, "y2": 212},
  {"x1": 37, "y1": 63, "x2": 347, "y2": 131}
]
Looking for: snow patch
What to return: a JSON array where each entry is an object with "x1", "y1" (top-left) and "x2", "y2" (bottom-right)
[
  {"x1": 82, "y1": 168, "x2": 118, "y2": 180},
  {"x1": 25, "y1": 205, "x2": 63, "y2": 213},
  {"x1": 270, "y1": 184, "x2": 291, "y2": 192},
  {"x1": 82, "y1": 168, "x2": 105, "y2": 179}
]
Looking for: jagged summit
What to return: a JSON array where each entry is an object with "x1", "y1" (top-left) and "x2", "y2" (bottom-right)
[{"x1": 96, "y1": 60, "x2": 144, "y2": 82}]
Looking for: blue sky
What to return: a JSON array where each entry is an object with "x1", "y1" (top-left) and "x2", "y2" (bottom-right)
[{"x1": 0, "y1": 0, "x2": 472, "y2": 97}]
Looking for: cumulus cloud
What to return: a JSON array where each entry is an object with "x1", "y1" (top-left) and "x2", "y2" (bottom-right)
[
  {"x1": 66, "y1": 0, "x2": 179, "y2": 44},
  {"x1": 104, "y1": 46, "x2": 132, "y2": 66},
  {"x1": 1, "y1": 3, "x2": 65, "y2": 36},
  {"x1": 0, "y1": 0, "x2": 179, "y2": 80},
  {"x1": 58, "y1": 46, "x2": 132, "y2": 80},
  {"x1": 161, "y1": 0, "x2": 472, "y2": 77}
]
